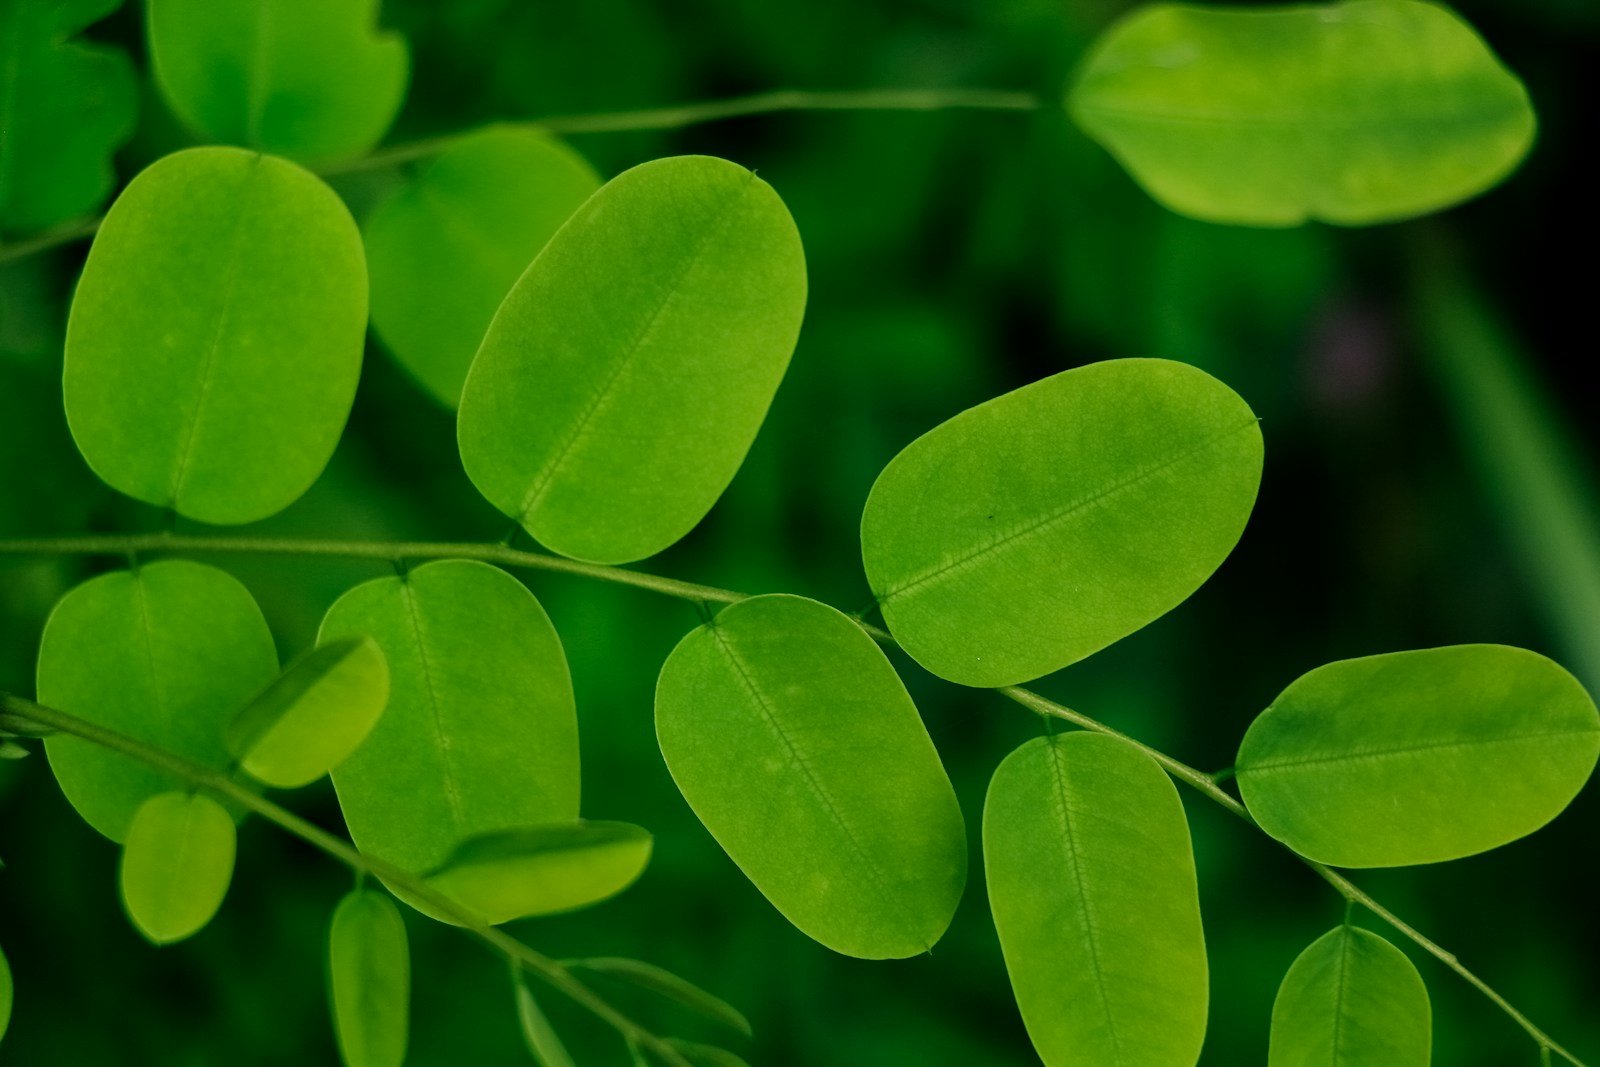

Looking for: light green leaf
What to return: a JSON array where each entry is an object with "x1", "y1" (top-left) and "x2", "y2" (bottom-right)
[
  {"x1": 1237, "y1": 645, "x2": 1600, "y2": 867},
  {"x1": 457, "y1": 154, "x2": 808, "y2": 565},
  {"x1": 63, "y1": 146, "x2": 367, "y2": 525},
  {"x1": 1269, "y1": 926, "x2": 1430, "y2": 1066},
  {"x1": 0, "y1": 0, "x2": 136, "y2": 234},
  {"x1": 425, "y1": 822, "x2": 652, "y2": 926},
  {"x1": 664, "y1": 1041, "x2": 751, "y2": 1067},
  {"x1": 319, "y1": 560, "x2": 580, "y2": 916},
  {"x1": 514, "y1": 977, "x2": 575, "y2": 1067},
  {"x1": 568, "y1": 958, "x2": 751, "y2": 1037},
  {"x1": 862, "y1": 358, "x2": 1261, "y2": 687},
  {"x1": 0, "y1": 938, "x2": 11, "y2": 1045},
  {"x1": 329, "y1": 889, "x2": 410, "y2": 1067},
  {"x1": 118, "y1": 791, "x2": 237, "y2": 944},
  {"x1": 147, "y1": 0, "x2": 407, "y2": 165},
  {"x1": 984, "y1": 732, "x2": 1208, "y2": 1067},
  {"x1": 226, "y1": 636, "x2": 389, "y2": 790},
  {"x1": 38, "y1": 560, "x2": 278, "y2": 842},
  {"x1": 365, "y1": 126, "x2": 602, "y2": 407},
  {"x1": 1069, "y1": 0, "x2": 1536, "y2": 226},
  {"x1": 655, "y1": 594, "x2": 966, "y2": 960}
]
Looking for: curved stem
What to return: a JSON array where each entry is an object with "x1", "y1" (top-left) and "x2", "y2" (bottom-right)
[{"x1": 0, "y1": 218, "x2": 101, "y2": 266}]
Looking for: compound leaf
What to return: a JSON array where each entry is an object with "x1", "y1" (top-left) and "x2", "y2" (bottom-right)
[
  {"x1": 458, "y1": 154, "x2": 807, "y2": 565},
  {"x1": 568, "y1": 957, "x2": 751, "y2": 1037},
  {"x1": 426, "y1": 823, "x2": 651, "y2": 926},
  {"x1": 64, "y1": 147, "x2": 367, "y2": 525},
  {"x1": 862, "y1": 358, "x2": 1261, "y2": 687},
  {"x1": 514, "y1": 977, "x2": 575, "y2": 1067},
  {"x1": 1237, "y1": 645, "x2": 1600, "y2": 867},
  {"x1": 329, "y1": 888, "x2": 410, "y2": 1067},
  {"x1": 655, "y1": 594, "x2": 966, "y2": 960},
  {"x1": 1268, "y1": 926, "x2": 1430, "y2": 1066},
  {"x1": 118, "y1": 791, "x2": 237, "y2": 945}
]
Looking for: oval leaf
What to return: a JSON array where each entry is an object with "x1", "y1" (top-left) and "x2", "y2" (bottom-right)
[
  {"x1": 1069, "y1": 0, "x2": 1536, "y2": 226},
  {"x1": 666, "y1": 1041, "x2": 751, "y2": 1067},
  {"x1": 984, "y1": 732, "x2": 1208, "y2": 1066},
  {"x1": 425, "y1": 823, "x2": 652, "y2": 925},
  {"x1": 1237, "y1": 644, "x2": 1600, "y2": 867},
  {"x1": 365, "y1": 126, "x2": 602, "y2": 407},
  {"x1": 63, "y1": 146, "x2": 367, "y2": 524},
  {"x1": 1269, "y1": 926, "x2": 1430, "y2": 1066},
  {"x1": 39, "y1": 560, "x2": 278, "y2": 841},
  {"x1": 0, "y1": 939, "x2": 11, "y2": 1045},
  {"x1": 862, "y1": 358, "x2": 1262, "y2": 687},
  {"x1": 147, "y1": 0, "x2": 407, "y2": 165},
  {"x1": 119, "y1": 791, "x2": 237, "y2": 944},
  {"x1": 655, "y1": 594, "x2": 966, "y2": 959},
  {"x1": 329, "y1": 888, "x2": 410, "y2": 1067},
  {"x1": 457, "y1": 154, "x2": 808, "y2": 564},
  {"x1": 227, "y1": 636, "x2": 390, "y2": 790},
  {"x1": 514, "y1": 978, "x2": 575, "y2": 1067},
  {"x1": 568, "y1": 958, "x2": 751, "y2": 1037}
]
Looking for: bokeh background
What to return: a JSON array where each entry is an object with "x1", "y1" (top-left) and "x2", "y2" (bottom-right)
[{"x1": 2, "y1": 0, "x2": 1597, "y2": 1063}]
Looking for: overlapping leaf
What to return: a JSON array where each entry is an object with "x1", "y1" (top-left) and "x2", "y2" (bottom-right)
[
  {"x1": 425, "y1": 823, "x2": 652, "y2": 925},
  {"x1": 118, "y1": 791, "x2": 237, "y2": 944}
]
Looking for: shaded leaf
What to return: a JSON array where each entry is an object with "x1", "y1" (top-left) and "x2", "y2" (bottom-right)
[
  {"x1": 665, "y1": 1040, "x2": 751, "y2": 1067},
  {"x1": 329, "y1": 889, "x2": 410, "y2": 1067},
  {"x1": 118, "y1": 791, "x2": 237, "y2": 945},
  {"x1": 514, "y1": 977, "x2": 576, "y2": 1067},
  {"x1": 426, "y1": 822, "x2": 652, "y2": 926},
  {"x1": 568, "y1": 957, "x2": 751, "y2": 1036},
  {"x1": 1268, "y1": 926, "x2": 1430, "y2": 1066},
  {"x1": 0, "y1": 939, "x2": 10, "y2": 1045}
]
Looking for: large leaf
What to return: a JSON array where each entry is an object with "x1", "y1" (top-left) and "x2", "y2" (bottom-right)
[
  {"x1": 1237, "y1": 645, "x2": 1600, "y2": 866},
  {"x1": 147, "y1": 0, "x2": 408, "y2": 165},
  {"x1": 1069, "y1": 0, "x2": 1536, "y2": 226},
  {"x1": 457, "y1": 154, "x2": 807, "y2": 565},
  {"x1": 38, "y1": 560, "x2": 279, "y2": 842},
  {"x1": 63, "y1": 147, "x2": 367, "y2": 525},
  {"x1": 0, "y1": 0, "x2": 136, "y2": 234},
  {"x1": 329, "y1": 889, "x2": 410, "y2": 1067},
  {"x1": 984, "y1": 732, "x2": 1209, "y2": 1066},
  {"x1": 1268, "y1": 926, "x2": 1430, "y2": 1066},
  {"x1": 425, "y1": 823, "x2": 652, "y2": 926},
  {"x1": 861, "y1": 358, "x2": 1262, "y2": 687},
  {"x1": 364, "y1": 126, "x2": 602, "y2": 407},
  {"x1": 118, "y1": 791, "x2": 236, "y2": 945},
  {"x1": 655, "y1": 594, "x2": 965, "y2": 959}
]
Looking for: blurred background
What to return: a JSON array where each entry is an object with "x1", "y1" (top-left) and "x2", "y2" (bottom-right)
[{"x1": 2, "y1": 0, "x2": 1597, "y2": 1063}]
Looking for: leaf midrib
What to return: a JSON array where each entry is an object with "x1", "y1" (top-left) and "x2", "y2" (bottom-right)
[{"x1": 1242, "y1": 726, "x2": 1598, "y2": 776}]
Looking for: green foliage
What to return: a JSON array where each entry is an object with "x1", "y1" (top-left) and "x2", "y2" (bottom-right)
[
  {"x1": 1237, "y1": 645, "x2": 1600, "y2": 867},
  {"x1": 514, "y1": 977, "x2": 575, "y2": 1067},
  {"x1": 146, "y1": 0, "x2": 408, "y2": 165},
  {"x1": 0, "y1": 0, "x2": 136, "y2": 234},
  {"x1": 364, "y1": 126, "x2": 602, "y2": 407},
  {"x1": 37, "y1": 560, "x2": 278, "y2": 841},
  {"x1": 225, "y1": 636, "x2": 390, "y2": 790},
  {"x1": 0, "y1": 938, "x2": 10, "y2": 1045},
  {"x1": 457, "y1": 154, "x2": 808, "y2": 565},
  {"x1": 62, "y1": 147, "x2": 367, "y2": 524},
  {"x1": 424, "y1": 823, "x2": 653, "y2": 925},
  {"x1": 984, "y1": 732, "x2": 1208, "y2": 1066},
  {"x1": 1070, "y1": 1, "x2": 1536, "y2": 226},
  {"x1": 862, "y1": 358, "x2": 1262, "y2": 687},
  {"x1": 1268, "y1": 926, "x2": 1431, "y2": 1066},
  {"x1": 328, "y1": 888, "x2": 410, "y2": 1067},
  {"x1": 663, "y1": 1040, "x2": 751, "y2": 1067},
  {"x1": 567, "y1": 958, "x2": 751, "y2": 1037},
  {"x1": 655, "y1": 594, "x2": 966, "y2": 960},
  {"x1": 118, "y1": 791, "x2": 237, "y2": 945}
]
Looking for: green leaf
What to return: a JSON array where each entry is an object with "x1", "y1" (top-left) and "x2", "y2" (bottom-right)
[
  {"x1": 425, "y1": 822, "x2": 652, "y2": 926},
  {"x1": 146, "y1": 0, "x2": 408, "y2": 165},
  {"x1": 329, "y1": 889, "x2": 410, "y2": 1067},
  {"x1": 365, "y1": 125, "x2": 602, "y2": 407},
  {"x1": 664, "y1": 1040, "x2": 751, "y2": 1067},
  {"x1": 984, "y1": 732, "x2": 1208, "y2": 1067},
  {"x1": 1068, "y1": 0, "x2": 1537, "y2": 226},
  {"x1": 63, "y1": 146, "x2": 368, "y2": 525},
  {"x1": 568, "y1": 958, "x2": 751, "y2": 1037},
  {"x1": 226, "y1": 636, "x2": 389, "y2": 790},
  {"x1": 0, "y1": 0, "x2": 137, "y2": 234},
  {"x1": 655, "y1": 594, "x2": 966, "y2": 960},
  {"x1": 514, "y1": 977, "x2": 575, "y2": 1067},
  {"x1": 1268, "y1": 926, "x2": 1430, "y2": 1066},
  {"x1": 862, "y1": 358, "x2": 1261, "y2": 687},
  {"x1": 319, "y1": 560, "x2": 580, "y2": 916},
  {"x1": 38, "y1": 560, "x2": 279, "y2": 842},
  {"x1": 0, "y1": 938, "x2": 11, "y2": 1045},
  {"x1": 1237, "y1": 645, "x2": 1600, "y2": 867},
  {"x1": 118, "y1": 791, "x2": 237, "y2": 944},
  {"x1": 457, "y1": 154, "x2": 808, "y2": 565}
]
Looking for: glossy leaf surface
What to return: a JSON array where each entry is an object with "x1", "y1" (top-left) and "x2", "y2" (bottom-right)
[
  {"x1": 1268, "y1": 926, "x2": 1430, "y2": 1066},
  {"x1": 118, "y1": 791, "x2": 237, "y2": 944},
  {"x1": 329, "y1": 889, "x2": 410, "y2": 1067},
  {"x1": 425, "y1": 822, "x2": 652, "y2": 925}
]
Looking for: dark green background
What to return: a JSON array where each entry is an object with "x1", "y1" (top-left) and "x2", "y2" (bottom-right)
[{"x1": 2, "y1": 0, "x2": 1596, "y2": 1063}]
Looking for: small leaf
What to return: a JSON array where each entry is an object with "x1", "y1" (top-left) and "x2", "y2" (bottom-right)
[
  {"x1": 63, "y1": 147, "x2": 368, "y2": 525},
  {"x1": 365, "y1": 125, "x2": 602, "y2": 407},
  {"x1": 1236, "y1": 645, "x2": 1600, "y2": 866},
  {"x1": 329, "y1": 888, "x2": 410, "y2": 1067},
  {"x1": 568, "y1": 957, "x2": 751, "y2": 1037},
  {"x1": 457, "y1": 154, "x2": 808, "y2": 564},
  {"x1": 147, "y1": 0, "x2": 408, "y2": 165},
  {"x1": 227, "y1": 636, "x2": 389, "y2": 790},
  {"x1": 0, "y1": 741, "x2": 28, "y2": 760},
  {"x1": 0, "y1": 938, "x2": 11, "y2": 1045},
  {"x1": 984, "y1": 732, "x2": 1209, "y2": 1066},
  {"x1": 1268, "y1": 926, "x2": 1430, "y2": 1066},
  {"x1": 862, "y1": 358, "x2": 1262, "y2": 687},
  {"x1": 1069, "y1": 0, "x2": 1537, "y2": 226},
  {"x1": 655, "y1": 594, "x2": 966, "y2": 960},
  {"x1": 425, "y1": 822, "x2": 652, "y2": 926},
  {"x1": 119, "y1": 791, "x2": 237, "y2": 944},
  {"x1": 664, "y1": 1041, "x2": 751, "y2": 1067},
  {"x1": 38, "y1": 560, "x2": 279, "y2": 841},
  {"x1": 514, "y1": 977, "x2": 576, "y2": 1067}
]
